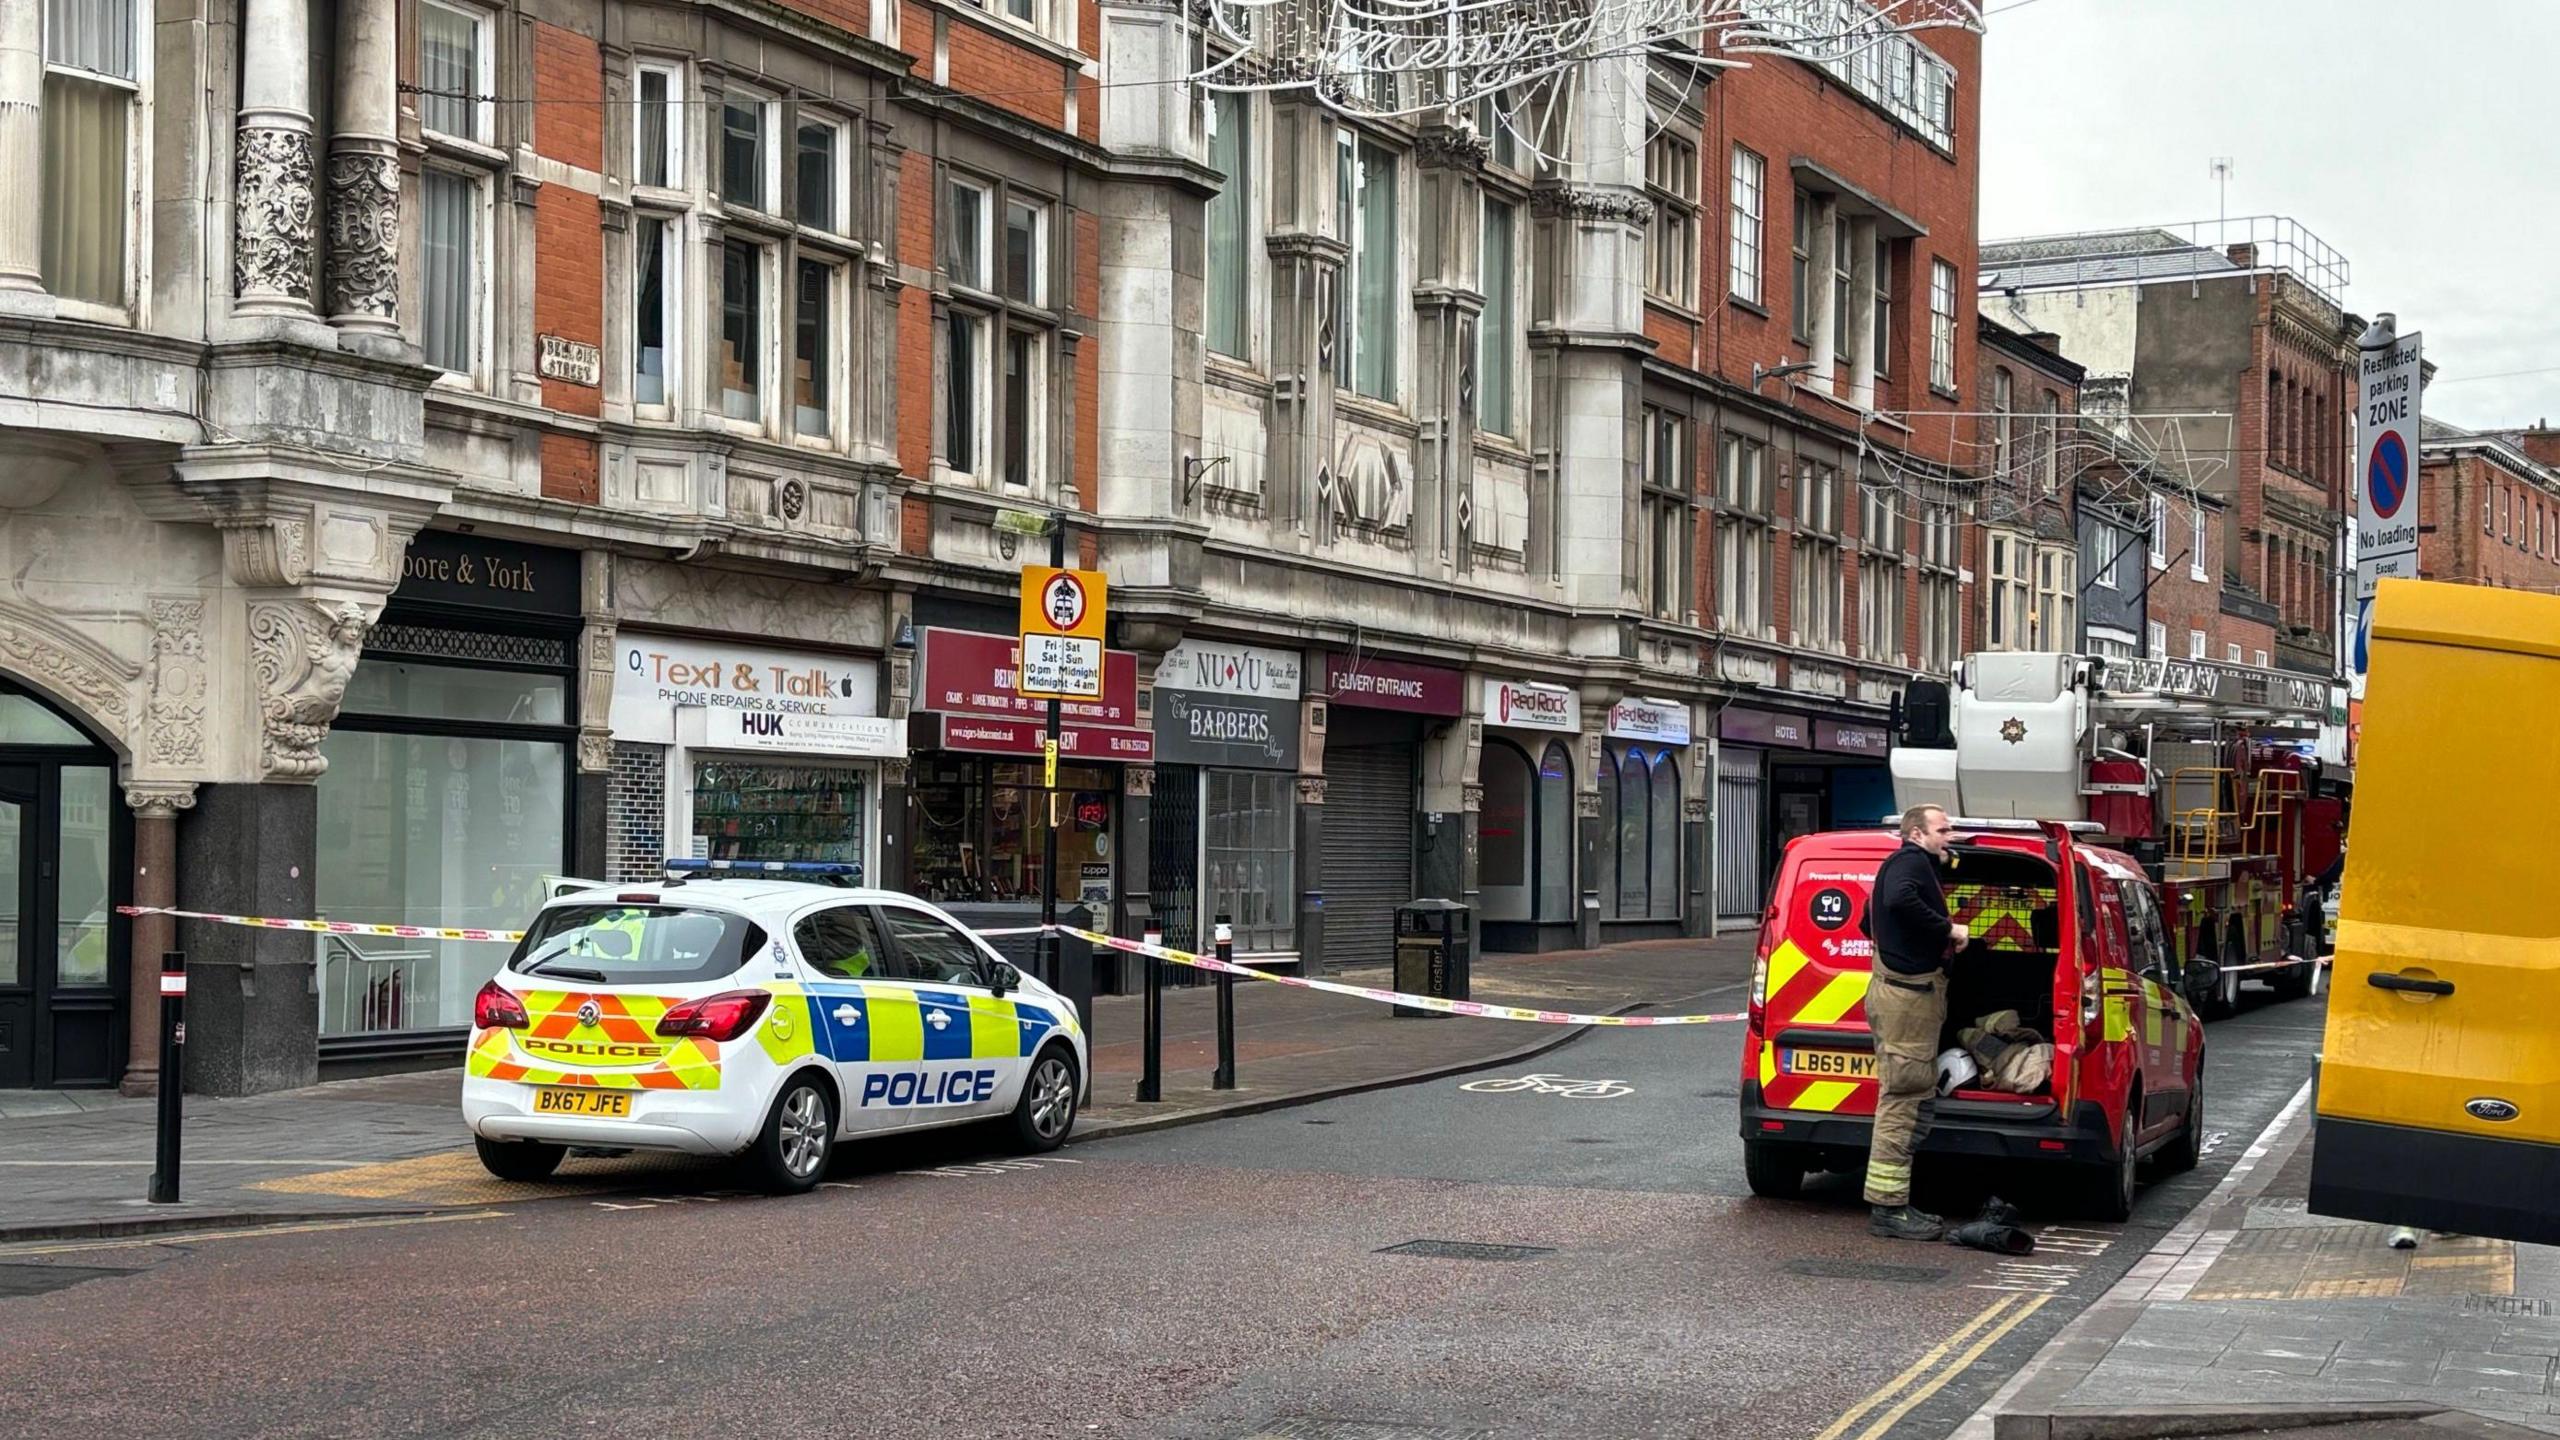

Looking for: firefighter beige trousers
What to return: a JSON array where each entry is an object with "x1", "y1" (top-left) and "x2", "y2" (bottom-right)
[{"x1": 1863, "y1": 969, "x2": 1947, "y2": 1208}]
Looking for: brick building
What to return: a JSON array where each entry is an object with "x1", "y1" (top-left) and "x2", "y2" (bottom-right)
[
  {"x1": 1981, "y1": 220, "x2": 2359, "y2": 679},
  {"x1": 1974, "y1": 308, "x2": 2082, "y2": 656},
  {"x1": 2416, "y1": 424, "x2": 2560, "y2": 594}
]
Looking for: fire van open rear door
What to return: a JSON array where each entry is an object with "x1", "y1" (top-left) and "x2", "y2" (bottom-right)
[{"x1": 2311, "y1": 580, "x2": 2560, "y2": 1244}]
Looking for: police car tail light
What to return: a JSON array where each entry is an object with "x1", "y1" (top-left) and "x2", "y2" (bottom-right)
[
  {"x1": 474, "y1": 981, "x2": 530, "y2": 1031},
  {"x1": 656, "y1": 990, "x2": 771, "y2": 1042}
]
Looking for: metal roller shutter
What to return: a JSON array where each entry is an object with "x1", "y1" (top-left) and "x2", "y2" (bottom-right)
[
  {"x1": 1716, "y1": 757, "x2": 1766, "y2": 920},
  {"x1": 1320, "y1": 743, "x2": 1417, "y2": 971}
]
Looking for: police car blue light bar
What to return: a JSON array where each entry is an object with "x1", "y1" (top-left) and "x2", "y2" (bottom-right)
[{"x1": 662, "y1": 859, "x2": 865, "y2": 878}]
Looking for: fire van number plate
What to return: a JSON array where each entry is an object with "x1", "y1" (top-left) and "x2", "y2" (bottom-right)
[
  {"x1": 1783, "y1": 1048, "x2": 1877, "y2": 1080},
  {"x1": 534, "y1": 1087, "x2": 631, "y2": 1118}
]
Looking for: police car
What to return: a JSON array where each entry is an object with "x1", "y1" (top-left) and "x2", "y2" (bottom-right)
[{"x1": 462, "y1": 861, "x2": 1088, "y2": 1194}]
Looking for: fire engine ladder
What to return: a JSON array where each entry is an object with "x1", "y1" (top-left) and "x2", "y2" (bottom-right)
[
  {"x1": 2165, "y1": 766, "x2": 2237, "y2": 882},
  {"x1": 2243, "y1": 766, "x2": 2304, "y2": 847}
]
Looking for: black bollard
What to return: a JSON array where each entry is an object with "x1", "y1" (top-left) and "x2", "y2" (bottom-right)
[
  {"x1": 1211, "y1": 914, "x2": 1236, "y2": 1091},
  {"x1": 1138, "y1": 924, "x2": 1164, "y2": 1103},
  {"x1": 147, "y1": 952, "x2": 185, "y2": 1204}
]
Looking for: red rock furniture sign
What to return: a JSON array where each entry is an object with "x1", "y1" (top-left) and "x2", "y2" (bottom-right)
[{"x1": 917, "y1": 628, "x2": 1152, "y2": 761}]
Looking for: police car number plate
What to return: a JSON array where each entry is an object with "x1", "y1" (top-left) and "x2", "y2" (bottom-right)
[
  {"x1": 533, "y1": 1087, "x2": 631, "y2": 1118},
  {"x1": 1783, "y1": 1048, "x2": 1877, "y2": 1080}
]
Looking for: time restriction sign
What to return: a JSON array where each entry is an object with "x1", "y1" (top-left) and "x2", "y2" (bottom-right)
[{"x1": 1016, "y1": 565, "x2": 1108, "y2": 699}]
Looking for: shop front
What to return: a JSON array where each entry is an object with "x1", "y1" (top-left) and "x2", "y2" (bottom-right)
[
  {"x1": 1714, "y1": 705, "x2": 1893, "y2": 919},
  {"x1": 1315, "y1": 652, "x2": 1463, "y2": 970},
  {"x1": 1148, "y1": 638, "x2": 1304, "y2": 959},
  {"x1": 904, "y1": 627, "x2": 1149, "y2": 910},
  {"x1": 313, "y1": 532, "x2": 584, "y2": 1060},
  {"x1": 1478, "y1": 678, "x2": 1579, "y2": 953},
  {"x1": 607, "y1": 635, "x2": 898, "y2": 881},
  {"x1": 1595, "y1": 696, "x2": 1690, "y2": 936}
]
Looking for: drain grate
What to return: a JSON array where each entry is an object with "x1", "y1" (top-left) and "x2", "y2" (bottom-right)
[
  {"x1": 1375, "y1": 1239, "x2": 1554, "y2": 1263},
  {"x1": 1784, "y1": 1257, "x2": 1949, "y2": 1284},
  {"x1": 2467, "y1": 1295, "x2": 2555, "y2": 1317}
]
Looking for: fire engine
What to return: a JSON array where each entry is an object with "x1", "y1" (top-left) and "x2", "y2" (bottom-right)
[{"x1": 1889, "y1": 651, "x2": 2344, "y2": 1015}]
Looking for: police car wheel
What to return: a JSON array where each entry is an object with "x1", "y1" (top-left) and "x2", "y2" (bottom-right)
[
  {"x1": 1011, "y1": 1047, "x2": 1078, "y2": 1153},
  {"x1": 748, "y1": 1074, "x2": 836, "y2": 1194},
  {"x1": 475, "y1": 1135, "x2": 565, "y2": 1183}
]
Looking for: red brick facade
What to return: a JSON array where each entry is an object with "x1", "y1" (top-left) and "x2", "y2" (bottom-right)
[{"x1": 2419, "y1": 439, "x2": 2560, "y2": 593}]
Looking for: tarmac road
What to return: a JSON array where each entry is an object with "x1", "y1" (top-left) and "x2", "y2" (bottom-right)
[{"x1": 0, "y1": 981, "x2": 2328, "y2": 1440}]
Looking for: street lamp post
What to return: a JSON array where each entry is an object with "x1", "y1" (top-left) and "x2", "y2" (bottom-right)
[{"x1": 1040, "y1": 516, "x2": 1064, "y2": 989}]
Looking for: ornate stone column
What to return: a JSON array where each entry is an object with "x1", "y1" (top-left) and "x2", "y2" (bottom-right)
[
  {"x1": 120, "y1": 783, "x2": 199, "y2": 1097},
  {"x1": 326, "y1": 0, "x2": 400, "y2": 335},
  {"x1": 0, "y1": 0, "x2": 44, "y2": 305},
  {"x1": 234, "y1": 0, "x2": 319, "y2": 316}
]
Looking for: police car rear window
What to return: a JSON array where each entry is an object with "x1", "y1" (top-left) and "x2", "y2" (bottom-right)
[{"x1": 508, "y1": 905, "x2": 769, "y2": 986}]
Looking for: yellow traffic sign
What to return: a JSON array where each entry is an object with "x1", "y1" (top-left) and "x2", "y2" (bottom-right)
[
  {"x1": 1019, "y1": 566, "x2": 1106, "y2": 641},
  {"x1": 1018, "y1": 565, "x2": 1107, "y2": 699},
  {"x1": 1043, "y1": 736, "x2": 1059, "y2": 789}
]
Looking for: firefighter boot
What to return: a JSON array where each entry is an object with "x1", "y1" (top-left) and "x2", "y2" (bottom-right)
[{"x1": 1870, "y1": 1204, "x2": 1948, "y2": 1242}]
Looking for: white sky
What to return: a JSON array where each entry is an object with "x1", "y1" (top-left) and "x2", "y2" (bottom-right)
[{"x1": 1978, "y1": 0, "x2": 2560, "y2": 430}]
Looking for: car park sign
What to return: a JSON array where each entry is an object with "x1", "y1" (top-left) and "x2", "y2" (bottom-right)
[{"x1": 2355, "y1": 328, "x2": 2423, "y2": 601}]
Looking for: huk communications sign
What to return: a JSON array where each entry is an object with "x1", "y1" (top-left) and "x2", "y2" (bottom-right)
[{"x1": 2355, "y1": 328, "x2": 2423, "y2": 601}]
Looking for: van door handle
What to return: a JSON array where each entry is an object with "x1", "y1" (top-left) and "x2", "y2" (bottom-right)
[{"x1": 2367, "y1": 973, "x2": 2455, "y2": 997}]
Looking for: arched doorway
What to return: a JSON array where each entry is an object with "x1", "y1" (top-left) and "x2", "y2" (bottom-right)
[{"x1": 0, "y1": 680, "x2": 129, "y2": 1088}]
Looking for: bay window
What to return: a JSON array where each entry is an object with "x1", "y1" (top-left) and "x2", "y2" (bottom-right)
[
  {"x1": 1644, "y1": 126, "x2": 1698, "y2": 307},
  {"x1": 2034, "y1": 545, "x2": 2077, "y2": 648},
  {"x1": 1205, "y1": 90, "x2": 1251, "y2": 360},
  {"x1": 41, "y1": 0, "x2": 142, "y2": 311},
  {"x1": 1642, "y1": 407, "x2": 1692, "y2": 622},
  {"x1": 1792, "y1": 462, "x2": 1843, "y2": 652},
  {"x1": 794, "y1": 116, "x2": 843, "y2": 232},
  {"x1": 419, "y1": 166, "x2": 483, "y2": 378},
  {"x1": 1860, "y1": 486, "x2": 1904, "y2": 664},
  {"x1": 1479, "y1": 199, "x2": 1518, "y2": 437},
  {"x1": 720, "y1": 238, "x2": 765, "y2": 422},
  {"x1": 943, "y1": 172, "x2": 1055, "y2": 492},
  {"x1": 793, "y1": 258, "x2": 837, "y2": 440},
  {"x1": 1985, "y1": 530, "x2": 2030, "y2": 651},
  {"x1": 1715, "y1": 434, "x2": 1773, "y2": 638},
  {"x1": 720, "y1": 91, "x2": 773, "y2": 211},
  {"x1": 418, "y1": 0, "x2": 490, "y2": 143},
  {"x1": 631, "y1": 214, "x2": 674, "y2": 410},
  {"x1": 633, "y1": 60, "x2": 683, "y2": 189},
  {"x1": 1335, "y1": 130, "x2": 1399, "y2": 401}
]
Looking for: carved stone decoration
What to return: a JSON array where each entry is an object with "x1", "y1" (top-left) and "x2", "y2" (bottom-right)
[
  {"x1": 1294, "y1": 776, "x2": 1327, "y2": 806},
  {"x1": 249, "y1": 600, "x2": 369, "y2": 781},
  {"x1": 878, "y1": 758, "x2": 912, "y2": 791},
  {"x1": 222, "y1": 517, "x2": 313, "y2": 589},
  {"x1": 0, "y1": 619, "x2": 134, "y2": 731},
  {"x1": 124, "y1": 783, "x2": 201, "y2": 819},
  {"x1": 1413, "y1": 126, "x2": 1492, "y2": 173},
  {"x1": 1461, "y1": 781, "x2": 1484, "y2": 814},
  {"x1": 324, "y1": 150, "x2": 400, "y2": 321},
  {"x1": 144, "y1": 599, "x2": 210, "y2": 770},
  {"x1": 1529, "y1": 186, "x2": 1655, "y2": 228},
  {"x1": 1577, "y1": 789, "x2": 1602, "y2": 819},
  {"x1": 1122, "y1": 766, "x2": 1156, "y2": 800},
  {"x1": 1683, "y1": 796, "x2": 1708, "y2": 822},
  {"x1": 235, "y1": 126, "x2": 318, "y2": 302},
  {"x1": 577, "y1": 732, "x2": 614, "y2": 773}
]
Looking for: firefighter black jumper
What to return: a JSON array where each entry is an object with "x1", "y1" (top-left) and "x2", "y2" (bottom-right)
[{"x1": 1864, "y1": 839, "x2": 1954, "y2": 1214}]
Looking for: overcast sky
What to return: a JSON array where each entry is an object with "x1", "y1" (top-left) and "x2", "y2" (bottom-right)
[{"x1": 1978, "y1": 0, "x2": 2559, "y2": 430}]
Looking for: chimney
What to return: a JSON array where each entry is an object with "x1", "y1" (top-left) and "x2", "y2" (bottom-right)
[
  {"x1": 2026, "y1": 330, "x2": 2063, "y2": 355},
  {"x1": 2515, "y1": 423, "x2": 2560, "y2": 470},
  {"x1": 2226, "y1": 243, "x2": 2258, "y2": 267}
]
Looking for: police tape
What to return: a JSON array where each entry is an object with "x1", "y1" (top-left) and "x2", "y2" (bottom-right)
[
  {"x1": 1052, "y1": 926, "x2": 1749, "y2": 1027},
  {"x1": 115, "y1": 906, "x2": 528, "y2": 942}
]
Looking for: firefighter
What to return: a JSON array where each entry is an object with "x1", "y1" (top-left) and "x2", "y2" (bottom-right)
[{"x1": 1864, "y1": 803, "x2": 1970, "y2": 1242}]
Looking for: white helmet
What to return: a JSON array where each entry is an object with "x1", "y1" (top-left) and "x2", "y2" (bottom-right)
[{"x1": 1936, "y1": 1048, "x2": 1979, "y2": 1095}]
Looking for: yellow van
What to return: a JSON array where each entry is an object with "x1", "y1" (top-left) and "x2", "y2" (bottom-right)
[{"x1": 2310, "y1": 579, "x2": 2560, "y2": 1244}]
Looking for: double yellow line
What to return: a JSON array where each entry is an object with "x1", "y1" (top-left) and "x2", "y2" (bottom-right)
[{"x1": 1812, "y1": 1291, "x2": 2051, "y2": 1440}]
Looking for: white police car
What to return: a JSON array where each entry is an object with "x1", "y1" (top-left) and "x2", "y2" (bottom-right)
[{"x1": 463, "y1": 861, "x2": 1088, "y2": 1194}]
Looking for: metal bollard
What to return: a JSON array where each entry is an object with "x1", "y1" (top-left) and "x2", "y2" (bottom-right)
[
  {"x1": 148, "y1": 952, "x2": 186, "y2": 1204},
  {"x1": 1211, "y1": 914, "x2": 1236, "y2": 1091},
  {"x1": 1137, "y1": 924, "x2": 1164, "y2": 1103}
]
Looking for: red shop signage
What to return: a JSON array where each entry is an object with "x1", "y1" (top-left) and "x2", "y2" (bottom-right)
[
  {"x1": 1815, "y1": 719, "x2": 1892, "y2": 756},
  {"x1": 933, "y1": 715, "x2": 1155, "y2": 762},
  {"x1": 919, "y1": 628, "x2": 1140, "y2": 728},
  {"x1": 1318, "y1": 653, "x2": 1465, "y2": 716}
]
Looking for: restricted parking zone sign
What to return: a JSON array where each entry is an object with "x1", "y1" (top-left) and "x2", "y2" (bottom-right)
[
  {"x1": 1016, "y1": 564, "x2": 1107, "y2": 699},
  {"x1": 2355, "y1": 329, "x2": 2423, "y2": 600}
]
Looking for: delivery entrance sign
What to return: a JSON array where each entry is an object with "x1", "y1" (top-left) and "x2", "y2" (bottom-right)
[{"x1": 2354, "y1": 327, "x2": 2423, "y2": 602}]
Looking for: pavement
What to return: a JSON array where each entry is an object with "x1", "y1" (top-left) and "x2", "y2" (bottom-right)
[
  {"x1": 0, "y1": 931, "x2": 1748, "y2": 1242},
  {"x1": 1962, "y1": 1071, "x2": 2560, "y2": 1440}
]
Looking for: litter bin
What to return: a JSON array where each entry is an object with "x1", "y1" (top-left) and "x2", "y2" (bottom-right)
[{"x1": 1393, "y1": 899, "x2": 1472, "y2": 1018}]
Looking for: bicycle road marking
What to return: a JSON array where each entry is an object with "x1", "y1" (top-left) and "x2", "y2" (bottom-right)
[{"x1": 1456, "y1": 1073, "x2": 1635, "y2": 1098}]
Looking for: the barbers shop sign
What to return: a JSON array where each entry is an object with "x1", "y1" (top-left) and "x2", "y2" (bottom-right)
[{"x1": 1153, "y1": 690, "x2": 1300, "y2": 771}]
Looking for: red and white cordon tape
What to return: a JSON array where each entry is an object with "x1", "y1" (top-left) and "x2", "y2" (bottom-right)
[
  {"x1": 1059, "y1": 926, "x2": 1748, "y2": 1027},
  {"x1": 116, "y1": 905, "x2": 527, "y2": 943}
]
